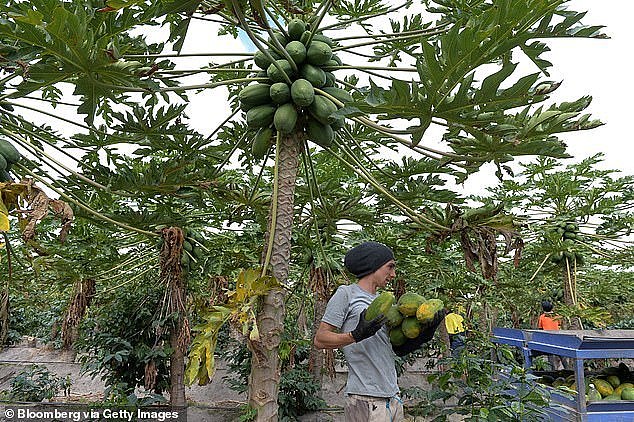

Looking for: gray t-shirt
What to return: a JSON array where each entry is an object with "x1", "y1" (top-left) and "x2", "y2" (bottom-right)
[{"x1": 322, "y1": 284, "x2": 399, "y2": 398}]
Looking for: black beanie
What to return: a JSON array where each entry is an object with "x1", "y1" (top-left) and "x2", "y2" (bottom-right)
[{"x1": 344, "y1": 241, "x2": 395, "y2": 278}]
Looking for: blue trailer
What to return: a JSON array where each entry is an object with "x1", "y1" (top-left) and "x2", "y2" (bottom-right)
[{"x1": 492, "y1": 328, "x2": 634, "y2": 421}]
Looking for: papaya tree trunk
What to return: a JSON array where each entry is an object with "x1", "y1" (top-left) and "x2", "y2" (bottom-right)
[
  {"x1": 248, "y1": 133, "x2": 301, "y2": 421},
  {"x1": 159, "y1": 227, "x2": 189, "y2": 408},
  {"x1": 61, "y1": 278, "x2": 96, "y2": 350},
  {"x1": 562, "y1": 258, "x2": 582, "y2": 329},
  {"x1": 308, "y1": 265, "x2": 332, "y2": 389}
]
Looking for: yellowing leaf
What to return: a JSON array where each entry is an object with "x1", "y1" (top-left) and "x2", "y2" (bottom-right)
[
  {"x1": 0, "y1": 200, "x2": 9, "y2": 232},
  {"x1": 0, "y1": 214, "x2": 8, "y2": 232}
]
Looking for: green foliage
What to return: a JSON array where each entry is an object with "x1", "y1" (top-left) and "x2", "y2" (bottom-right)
[
  {"x1": 4, "y1": 364, "x2": 70, "y2": 402},
  {"x1": 404, "y1": 334, "x2": 554, "y2": 421},
  {"x1": 75, "y1": 281, "x2": 171, "y2": 402},
  {"x1": 219, "y1": 336, "x2": 326, "y2": 421}
]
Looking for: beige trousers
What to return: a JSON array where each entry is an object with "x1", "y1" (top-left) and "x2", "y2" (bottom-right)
[{"x1": 344, "y1": 394, "x2": 404, "y2": 422}]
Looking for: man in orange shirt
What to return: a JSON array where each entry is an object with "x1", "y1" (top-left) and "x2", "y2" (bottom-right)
[
  {"x1": 537, "y1": 300, "x2": 567, "y2": 369},
  {"x1": 538, "y1": 301, "x2": 561, "y2": 330}
]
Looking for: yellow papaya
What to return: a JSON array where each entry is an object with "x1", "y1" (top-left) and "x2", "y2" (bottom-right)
[
  {"x1": 397, "y1": 292, "x2": 425, "y2": 316},
  {"x1": 615, "y1": 383, "x2": 634, "y2": 397},
  {"x1": 593, "y1": 378, "x2": 615, "y2": 397},
  {"x1": 416, "y1": 298, "x2": 444, "y2": 323}
]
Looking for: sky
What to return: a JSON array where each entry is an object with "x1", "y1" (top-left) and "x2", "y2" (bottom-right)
[{"x1": 531, "y1": 0, "x2": 634, "y2": 175}]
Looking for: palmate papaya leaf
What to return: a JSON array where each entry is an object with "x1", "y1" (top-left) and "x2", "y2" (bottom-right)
[
  {"x1": 0, "y1": 0, "x2": 178, "y2": 123},
  {"x1": 359, "y1": 78, "x2": 432, "y2": 142}
]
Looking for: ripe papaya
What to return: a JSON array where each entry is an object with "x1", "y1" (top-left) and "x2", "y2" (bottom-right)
[
  {"x1": 299, "y1": 64, "x2": 326, "y2": 88},
  {"x1": 273, "y1": 103, "x2": 298, "y2": 134},
  {"x1": 0, "y1": 139, "x2": 20, "y2": 164},
  {"x1": 246, "y1": 105, "x2": 276, "y2": 128},
  {"x1": 267, "y1": 59, "x2": 295, "y2": 83},
  {"x1": 270, "y1": 82, "x2": 291, "y2": 104},
  {"x1": 306, "y1": 119, "x2": 334, "y2": 148},
  {"x1": 238, "y1": 83, "x2": 272, "y2": 107},
  {"x1": 322, "y1": 86, "x2": 353, "y2": 104},
  {"x1": 252, "y1": 127, "x2": 273, "y2": 159},
  {"x1": 365, "y1": 291, "x2": 395, "y2": 321},
  {"x1": 287, "y1": 19, "x2": 306, "y2": 41},
  {"x1": 389, "y1": 327, "x2": 406, "y2": 346},
  {"x1": 307, "y1": 40, "x2": 332, "y2": 65},
  {"x1": 416, "y1": 299, "x2": 444, "y2": 324},
  {"x1": 291, "y1": 79, "x2": 315, "y2": 107},
  {"x1": 309, "y1": 95, "x2": 337, "y2": 125},
  {"x1": 401, "y1": 317, "x2": 422, "y2": 339},
  {"x1": 385, "y1": 305, "x2": 404, "y2": 327},
  {"x1": 615, "y1": 383, "x2": 634, "y2": 397},
  {"x1": 285, "y1": 40, "x2": 307, "y2": 64},
  {"x1": 397, "y1": 292, "x2": 425, "y2": 316},
  {"x1": 593, "y1": 378, "x2": 615, "y2": 397}
]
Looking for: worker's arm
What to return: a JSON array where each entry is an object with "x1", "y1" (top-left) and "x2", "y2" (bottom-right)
[
  {"x1": 314, "y1": 309, "x2": 386, "y2": 349},
  {"x1": 314, "y1": 321, "x2": 355, "y2": 349}
]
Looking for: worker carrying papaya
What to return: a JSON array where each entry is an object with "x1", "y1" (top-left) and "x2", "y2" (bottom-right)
[
  {"x1": 314, "y1": 241, "x2": 446, "y2": 422},
  {"x1": 445, "y1": 306, "x2": 467, "y2": 357}
]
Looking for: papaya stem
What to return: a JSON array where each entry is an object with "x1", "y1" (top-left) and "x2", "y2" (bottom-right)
[
  {"x1": 1, "y1": 128, "x2": 113, "y2": 193},
  {"x1": 262, "y1": 131, "x2": 281, "y2": 277},
  {"x1": 333, "y1": 27, "x2": 450, "y2": 52},
  {"x1": 528, "y1": 253, "x2": 551, "y2": 283}
]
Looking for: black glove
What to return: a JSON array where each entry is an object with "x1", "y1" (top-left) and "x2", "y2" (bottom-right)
[
  {"x1": 351, "y1": 309, "x2": 386, "y2": 343},
  {"x1": 393, "y1": 309, "x2": 447, "y2": 357}
]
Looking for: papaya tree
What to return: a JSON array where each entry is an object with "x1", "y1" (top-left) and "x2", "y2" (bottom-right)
[
  {"x1": 0, "y1": 0, "x2": 610, "y2": 419},
  {"x1": 484, "y1": 154, "x2": 634, "y2": 329}
]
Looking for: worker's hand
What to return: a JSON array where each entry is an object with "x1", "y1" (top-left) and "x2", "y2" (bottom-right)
[
  {"x1": 351, "y1": 309, "x2": 386, "y2": 343},
  {"x1": 393, "y1": 308, "x2": 447, "y2": 357}
]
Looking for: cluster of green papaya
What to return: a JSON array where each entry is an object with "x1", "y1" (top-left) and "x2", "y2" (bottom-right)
[
  {"x1": 369, "y1": 292, "x2": 444, "y2": 347},
  {"x1": 538, "y1": 363, "x2": 634, "y2": 402},
  {"x1": 0, "y1": 138, "x2": 20, "y2": 182},
  {"x1": 181, "y1": 228, "x2": 205, "y2": 273},
  {"x1": 549, "y1": 220, "x2": 584, "y2": 265},
  {"x1": 238, "y1": 18, "x2": 353, "y2": 158}
]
